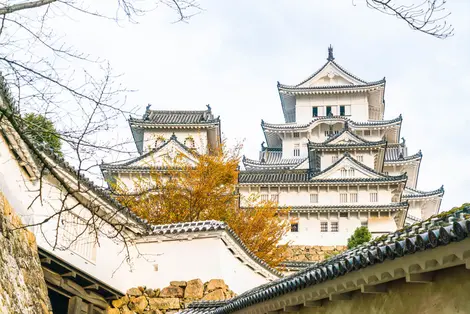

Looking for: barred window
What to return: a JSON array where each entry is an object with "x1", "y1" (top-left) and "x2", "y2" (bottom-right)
[
  {"x1": 320, "y1": 222, "x2": 328, "y2": 232},
  {"x1": 340, "y1": 193, "x2": 348, "y2": 203},
  {"x1": 293, "y1": 132, "x2": 300, "y2": 138},
  {"x1": 341, "y1": 169, "x2": 347, "y2": 177},
  {"x1": 331, "y1": 222, "x2": 339, "y2": 232},
  {"x1": 348, "y1": 169, "x2": 355, "y2": 177},
  {"x1": 310, "y1": 193, "x2": 318, "y2": 203},
  {"x1": 364, "y1": 130, "x2": 371, "y2": 136},
  {"x1": 370, "y1": 192, "x2": 378, "y2": 202},
  {"x1": 357, "y1": 155, "x2": 364, "y2": 162},
  {"x1": 293, "y1": 144, "x2": 300, "y2": 157},
  {"x1": 260, "y1": 194, "x2": 269, "y2": 202},
  {"x1": 332, "y1": 155, "x2": 338, "y2": 163},
  {"x1": 270, "y1": 194, "x2": 279, "y2": 203},
  {"x1": 350, "y1": 193, "x2": 358, "y2": 203}
]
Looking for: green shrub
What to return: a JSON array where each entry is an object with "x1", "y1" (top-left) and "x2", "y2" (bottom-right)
[{"x1": 347, "y1": 226, "x2": 372, "y2": 249}]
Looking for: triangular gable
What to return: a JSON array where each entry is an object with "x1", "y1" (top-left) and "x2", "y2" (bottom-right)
[
  {"x1": 325, "y1": 130, "x2": 368, "y2": 145},
  {"x1": 124, "y1": 139, "x2": 197, "y2": 168},
  {"x1": 297, "y1": 62, "x2": 366, "y2": 88},
  {"x1": 313, "y1": 155, "x2": 386, "y2": 180},
  {"x1": 294, "y1": 158, "x2": 309, "y2": 170}
]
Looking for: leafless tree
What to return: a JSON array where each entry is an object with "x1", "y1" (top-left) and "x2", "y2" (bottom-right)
[
  {"x1": 364, "y1": 0, "x2": 453, "y2": 39},
  {"x1": 0, "y1": 0, "x2": 201, "y2": 274}
]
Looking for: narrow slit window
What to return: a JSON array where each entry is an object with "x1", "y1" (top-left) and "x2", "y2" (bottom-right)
[
  {"x1": 340, "y1": 105, "x2": 346, "y2": 116},
  {"x1": 370, "y1": 192, "x2": 378, "y2": 202},
  {"x1": 326, "y1": 106, "x2": 333, "y2": 116},
  {"x1": 340, "y1": 193, "x2": 348, "y2": 203}
]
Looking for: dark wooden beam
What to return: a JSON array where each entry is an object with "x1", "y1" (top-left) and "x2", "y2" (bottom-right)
[
  {"x1": 84, "y1": 284, "x2": 99, "y2": 290},
  {"x1": 62, "y1": 271, "x2": 76, "y2": 278},
  {"x1": 40, "y1": 257, "x2": 51, "y2": 264},
  {"x1": 67, "y1": 296, "x2": 82, "y2": 314}
]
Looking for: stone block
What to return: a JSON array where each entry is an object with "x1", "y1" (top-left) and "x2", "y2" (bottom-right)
[
  {"x1": 170, "y1": 281, "x2": 187, "y2": 287},
  {"x1": 160, "y1": 285, "x2": 184, "y2": 298},
  {"x1": 129, "y1": 295, "x2": 148, "y2": 313},
  {"x1": 127, "y1": 287, "x2": 143, "y2": 296},
  {"x1": 112, "y1": 295, "x2": 129, "y2": 308},
  {"x1": 202, "y1": 289, "x2": 225, "y2": 301},
  {"x1": 205, "y1": 279, "x2": 228, "y2": 293},
  {"x1": 184, "y1": 279, "x2": 204, "y2": 299},
  {"x1": 148, "y1": 298, "x2": 180, "y2": 310}
]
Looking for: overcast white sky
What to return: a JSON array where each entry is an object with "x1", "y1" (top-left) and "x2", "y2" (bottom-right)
[{"x1": 51, "y1": 1, "x2": 470, "y2": 211}]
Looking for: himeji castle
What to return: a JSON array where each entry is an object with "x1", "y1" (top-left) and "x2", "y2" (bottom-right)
[{"x1": 239, "y1": 46, "x2": 444, "y2": 246}]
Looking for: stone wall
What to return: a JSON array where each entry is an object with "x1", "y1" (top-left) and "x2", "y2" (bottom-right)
[
  {"x1": 0, "y1": 192, "x2": 52, "y2": 314},
  {"x1": 107, "y1": 279, "x2": 235, "y2": 313},
  {"x1": 284, "y1": 245, "x2": 347, "y2": 262}
]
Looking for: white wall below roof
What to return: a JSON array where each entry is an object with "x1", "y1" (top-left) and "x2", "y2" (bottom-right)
[
  {"x1": 133, "y1": 236, "x2": 271, "y2": 293},
  {"x1": 142, "y1": 129, "x2": 208, "y2": 155},
  {"x1": 295, "y1": 93, "x2": 369, "y2": 124},
  {"x1": 280, "y1": 213, "x2": 397, "y2": 246}
]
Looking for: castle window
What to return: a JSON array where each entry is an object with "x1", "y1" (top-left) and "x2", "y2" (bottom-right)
[
  {"x1": 326, "y1": 106, "x2": 333, "y2": 116},
  {"x1": 364, "y1": 130, "x2": 371, "y2": 136},
  {"x1": 350, "y1": 193, "x2": 358, "y2": 203},
  {"x1": 320, "y1": 222, "x2": 328, "y2": 232},
  {"x1": 332, "y1": 155, "x2": 338, "y2": 163},
  {"x1": 312, "y1": 107, "x2": 319, "y2": 117},
  {"x1": 260, "y1": 194, "x2": 269, "y2": 202},
  {"x1": 331, "y1": 222, "x2": 339, "y2": 232},
  {"x1": 340, "y1": 105, "x2": 346, "y2": 116},
  {"x1": 348, "y1": 169, "x2": 355, "y2": 177},
  {"x1": 293, "y1": 132, "x2": 300, "y2": 138},
  {"x1": 340, "y1": 193, "x2": 348, "y2": 203},
  {"x1": 310, "y1": 193, "x2": 318, "y2": 203},
  {"x1": 357, "y1": 155, "x2": 364, "y2": 162},
  {"x1": 370, "y1": 192, "x2": 378, "y2": 202},
  {"x1": 291, "y1": 223, "x2": 299, "y2": 232},
  {"x1": 293, "y1": 144, "x2": 300, "y2": 157},
  {"x1": 341, "y1": 169, "x2": 347, "y2": 177},
  {"x1": 270, "y1": 194, "x2": 279, "y2": 203}
]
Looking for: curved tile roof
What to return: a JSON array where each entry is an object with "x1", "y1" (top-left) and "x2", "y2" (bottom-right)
[
  {"x1": 403, "y1": 186, "x2": 445, "y2": 199},
  {"x1": 261, "y1": 115, "x2": 402, "y2": 131},
  {"x1": 195, "y1": 206, "x2": 470, "y2": 314},
  {"x1": 130, "y1": 106, "x2": 220, "y2": 126},
  {"x1": 242, "y1": 153, "x2": 306, "y2": 170}
]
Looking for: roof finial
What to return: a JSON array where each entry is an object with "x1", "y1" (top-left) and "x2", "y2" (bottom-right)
[
  {"x1": 327, "y1": 45, "x2": 335, "y2": 61},
  {"x1": 206, "y1": 104, "x2": 212, "y2": 112},
  {"x1": 170, "y1": 133, "x2": 177, "y2": 140}
]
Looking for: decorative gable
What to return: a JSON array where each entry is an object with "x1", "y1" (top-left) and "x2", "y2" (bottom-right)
[
  {"x1": 313, "y1": 155, "x2": 386, "y2": 180},
  {"x1": 297, "y1": 62, "x2": 366, "y2": 88},
  {"x1": 325, "y1": 130, "x2": 367, "y2": 145}
]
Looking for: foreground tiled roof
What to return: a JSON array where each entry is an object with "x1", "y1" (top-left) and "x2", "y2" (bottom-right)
[
  {"x1": 191, "y1": 206, "x2": 470, "y2": 314},
  {"x1": 179, "y1": 301, "x2": 228, "y2": 314},
  {"x1": 242, "y1": 153, "x2": 306, "y2": 170}
]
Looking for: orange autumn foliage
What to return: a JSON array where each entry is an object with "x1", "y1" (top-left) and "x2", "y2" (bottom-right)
[{"x1": 113, "y1": 142, "x2": 290, "y2": 267}]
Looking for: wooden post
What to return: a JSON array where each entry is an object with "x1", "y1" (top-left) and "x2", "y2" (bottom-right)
[{"x1": 68, "y1": 296, "x2": 82, "y2": 314}]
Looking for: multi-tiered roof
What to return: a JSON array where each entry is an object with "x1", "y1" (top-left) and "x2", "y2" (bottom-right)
[{"x1": 241, "y1": 46, "x2": 443, "y2": 224}]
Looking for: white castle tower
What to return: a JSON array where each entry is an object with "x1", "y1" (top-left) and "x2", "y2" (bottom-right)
[{"x1": 239, "y1": 46, "x2": 444, "y2": 246}]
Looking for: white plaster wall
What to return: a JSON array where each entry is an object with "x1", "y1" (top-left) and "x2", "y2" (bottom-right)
[
  {"x1": 239, "y1": 186, "x2": 393, "y2": 207},
  {"x1": 282, "y1": 214, "x2": 396, "y2": 246},
  {"x1": 295, "y1": 94, "x2": 369, "y2": 124},
  {"x1": 133, "y1": 237, "x2": 271, "y2": 294},
  {"x1": 142, "y1": 130, "x2": 208, "y2": 155}
]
